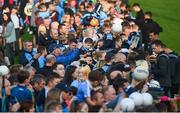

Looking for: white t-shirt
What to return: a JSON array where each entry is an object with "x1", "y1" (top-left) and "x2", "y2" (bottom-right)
[{"x1": 11, "y1": 14, "x2": 20, "y2": 29}]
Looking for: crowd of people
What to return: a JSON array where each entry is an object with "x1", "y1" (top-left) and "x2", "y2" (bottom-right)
[{"x1": 0, "y1": 0, "x2": 180, "y2": 112}]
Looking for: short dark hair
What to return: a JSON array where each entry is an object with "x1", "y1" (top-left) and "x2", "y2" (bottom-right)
[
  {"x1": 113, "y1": 77, "x2": 128, "y2": 93},
  {"x1": 17, "y1": 70, "x2": 30, "y2": 83},
  {"x1": 88, "y1": 70, "x2": 104, "y2": 82},
  {"x1": 152, "y1": 40, "x2": 166, "y2": 48},
  {"x1": 84, "y1": 38, "x2": 93, "y2": 44},
  {"x1": 145, "y1": 11, "x2": 153, "y2": 18},
  {"x1": 37, "y1": 46, "x2": 46, "y2": 54},
  {"x1": 58, "y1": 23, "x2": 66, "y2": 29},
  {"x1": 19, "y1": 100, "x2": 34, "y2": 112},
  {"x1": 133, "y1": 3, "x2": 140, "y2": 7},
  {"x1": 91, "y1": 90, "x2": 102, "y2": 100},
  {"x1": 31, "y1": 74, "x2": 45, "y2": 85},
  {"x1": 46, "y1": 72, "x2": 60, "y2": 84},
  {"x1": 10, "y1": 64, "x2": 23, "y2": 74},
  {"x1": 69, "y1": 38, "x2": 78, "y2": 44}
]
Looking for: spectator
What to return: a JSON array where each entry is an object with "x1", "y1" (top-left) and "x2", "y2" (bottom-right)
[
  {"x1": 19, "y1": 100, "x2": 35, "y2": 112},
  {"x1": 53, "y1": 63, "x2": 65, "y2": 79},
  {"x1": 11, "y1": 70, "x2": 33, "y2": 103},
  {"x1": 37, "y1": 54, "x2": 56, "y2": 77},
  {"x1": 151, "y1": 40, "x2": 171, "y2": 96},
  {"x1": 36, "y1": 72, "x2": 60, "y2": 112},
  {"x1": 76, "y1": 65, "x2": 95, "y2": 106},
  {"x1": 2, "y1": 13, "x2": 16, "y2": 65},
  {"x1": 63, "y1": 65, "x2": 78, "y2": 87},
  {"x1": 44, "y1": 99, "x2": 61, "y2": 112},
  {"x1": 19, "y1": 40, "x2": 37, "y2": 66},
  {"x1": 30, "y1": 74, "x2": 46, "y2": 104}
]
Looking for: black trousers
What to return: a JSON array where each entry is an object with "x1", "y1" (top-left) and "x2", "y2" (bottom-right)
[
  {"x1": 170, "y1": 84, "x2": 180, "y2": 98},
  {"x1": 15, "y1": 28, "x2": 20, "y2": 54},
  {"x1": 163, "y1": 86, "x2": 171, "y2": 97},
  {"x1": 5, "y1": 42, "x2": 14, "y2": 65}
]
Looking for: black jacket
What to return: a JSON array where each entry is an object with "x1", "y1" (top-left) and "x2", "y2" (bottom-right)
[
  {"x1": 134, "y1": 9, "x2": 145, "y2": 30},
  {"x1": 153, "y1": 51, "x2": 171, "y2": 87},
  {"x1": 37, "y1": 65, "x2": 53, "y2": 78},
  {"x1": 144, "y1": 19, "x2": 163, "y2": 34},
  {"x1": 174, "y1": 55, "x2": 180, "y2": 84},
  {"x1": 168, "y1": 52, "x2": 178, "y2": 84}
]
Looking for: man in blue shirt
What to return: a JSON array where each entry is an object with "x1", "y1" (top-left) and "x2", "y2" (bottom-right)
[{"x1": 11, "y1": 70, "x2": 33, "y2": 103}]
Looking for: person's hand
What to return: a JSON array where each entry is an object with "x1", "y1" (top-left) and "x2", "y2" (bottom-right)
[
  {"x1": 130, "y1": 43, "x2": 135, "y2": 49},
  {"x1": 27, "y1": 84, "x2": 33, "y2": 91},
  {"x1": 149, "y1": 55, "x2": 157, "y2": 62},
  {"x1": 141, "y1": 84, "x2": 149, "y2": 93},
  {"x1": 19, "y1": 26, "x2": 23, "y2": 30},
  {"x1": 11, "y1": 103, "x2": 20, "y2": 112},
  {"x1": 33, "y1": 53, "x2": 41, "y2": 59}
]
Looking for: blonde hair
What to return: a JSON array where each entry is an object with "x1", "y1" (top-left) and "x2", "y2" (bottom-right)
[
  {"x1": 78, "y1": 65, "x2": 91, "y2": 80},
  {"x1": 38, "y1": 24, "x2": 47, "y2": 35}
]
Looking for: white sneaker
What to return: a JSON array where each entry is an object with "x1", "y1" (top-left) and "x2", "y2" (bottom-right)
[
  {"x1": 27, "y1": 28, "x2": 30, "y2": 32},
  {"x1": 29, "y1": 31, "x2": 33, "y2": 34}
]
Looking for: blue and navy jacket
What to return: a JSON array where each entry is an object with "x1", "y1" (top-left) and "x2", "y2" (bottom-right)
[{"x1": 19, "y1": 49, "x2": 36, "y2": 66}]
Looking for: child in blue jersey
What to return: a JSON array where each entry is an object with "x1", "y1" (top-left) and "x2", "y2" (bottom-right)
[{"x1": 76, "y1": 65, "x2": 95, "y2": 106}]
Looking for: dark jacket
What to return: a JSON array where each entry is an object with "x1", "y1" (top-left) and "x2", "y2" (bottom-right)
[
  {"x1": 144, "y1": 19, "x2": 163, "y2": 34},
  {"x1": 168, "y1": 52, "x2": 178, "y2": 84},
  {"x1": 152, "y1": 51, "x2": 171, "y2": 87},
  {"x1": 134, "y1": 9, "x2": 145, "y2": 30},
  {"x1": 174, "y1": 55, "x2": 180, "y2": 84},
  {"x1": 37, "y1": 65, "x2": 53, "y2": 78},
  {"x1": 19, "y1": 49, "x2": 36, "y2": 66},
  {"x1": 38, "y1": 34, "x2": 52, "y2": 50},
  {"x1": 103, "y1": 33, "x2": 115, "y2": 49},
  {"x1": 36, "y1": 88, "x2": 46, "y2": 112}
]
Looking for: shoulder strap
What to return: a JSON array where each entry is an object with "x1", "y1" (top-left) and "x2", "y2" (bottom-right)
[
  {"x1": 168, "y1": 54, "x2": 178, "y2": 59},
  {"x1": 158, "y1": 53, "x2": 169, "y2": 59}
]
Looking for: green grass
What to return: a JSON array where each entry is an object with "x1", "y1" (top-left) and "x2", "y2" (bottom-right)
[
  {"x1": 22, "y1": 27, "x2": 33, "y2": 42},
  {"x1": 130, "y1": 0, "x2": 180, "y2": 54}
]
